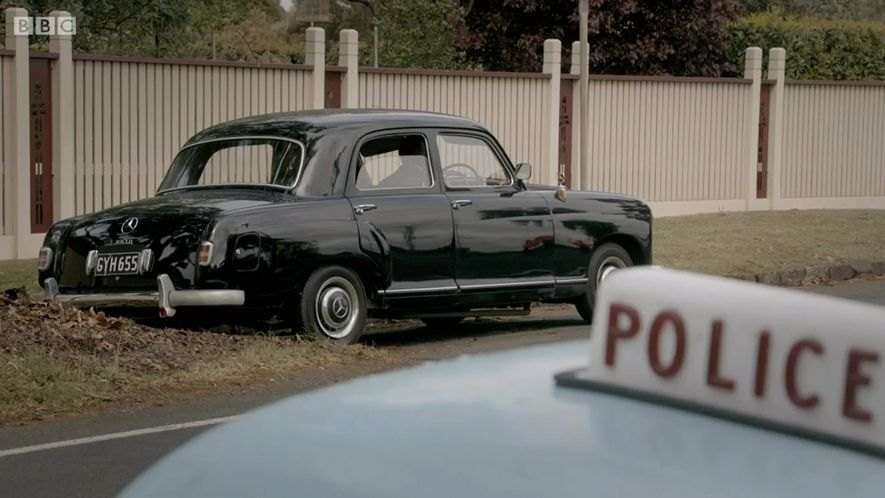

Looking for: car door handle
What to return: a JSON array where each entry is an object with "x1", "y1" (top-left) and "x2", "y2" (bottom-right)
[
  {"x1": 451, "y1": 200, "x2": 473, "y2": 209},
  {"x1": 354, "y1": 204, "x2": 377, "y2": 215}
]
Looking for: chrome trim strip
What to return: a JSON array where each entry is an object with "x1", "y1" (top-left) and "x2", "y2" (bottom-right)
[
  {"x1": 458, "y1": 280, "x2": 556, "y2": 291},
  {"x1": 45, "y1": 273, "x2": 245, "y2": 318},
  {"x1": 157, "y1": 136, "x2": 307, "y2": 194},
  {"x1": 555, "y1": 277, "x2": 589, "y2": 285},
  {"x1": 378, "y1": 285, "x2": 459, "y2": 296},
  {"x1": 380, "y1": 279, "x2": 570, "y2": 295}
]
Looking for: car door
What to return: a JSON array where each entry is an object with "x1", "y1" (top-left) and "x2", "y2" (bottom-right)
[
  {"x1": 346, "y1": 131, "x2": 457, "y2": 299},
  {"x1": 433, "y1": 131, "x2": 555, "y2": 293}
]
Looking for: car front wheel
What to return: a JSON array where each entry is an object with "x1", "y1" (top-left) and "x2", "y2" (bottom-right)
[
  {"x1": 575, "y1": 243, "x2": 633, "y2": 324},
  {"x1": 300, "y1": 266, "x2": 367, "y2": 344}
]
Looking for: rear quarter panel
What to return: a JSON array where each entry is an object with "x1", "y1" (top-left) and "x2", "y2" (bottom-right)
[{"x1": 203, "y1": 198, "x2": 372, "y2": 304}]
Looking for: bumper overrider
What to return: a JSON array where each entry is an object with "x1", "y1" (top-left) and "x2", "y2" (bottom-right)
[{"x1": 43, "y1": 274, "x2": 245, "y2": 317}]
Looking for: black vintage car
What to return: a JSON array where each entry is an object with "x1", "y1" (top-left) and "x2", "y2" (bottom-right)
[{"x1": 38, "y1": 110, "x2": 652, "y2": 343}]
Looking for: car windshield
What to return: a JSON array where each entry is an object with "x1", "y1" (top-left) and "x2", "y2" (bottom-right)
[{"x1": 158, "y1": 137, "x2": 305, "y2": 192}]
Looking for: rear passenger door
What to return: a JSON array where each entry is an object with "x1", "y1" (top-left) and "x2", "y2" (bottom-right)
[
  {"x1": 433, "y1": 132, "x2": 555, "y2": 293},
  {"x1": 346, "y1": 131, "x2": 457, "y2": 298}
]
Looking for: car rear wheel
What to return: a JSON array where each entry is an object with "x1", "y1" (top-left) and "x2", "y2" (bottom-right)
[
  {"x1": 575, "y1": 243, "x2": 633, "y2": 324},
  {"x1": 420, "y1": 317, "x2": 464, "y2": 330},
  {"x1": 300, "y1": 266, "x2": 367, "y2": 344}
]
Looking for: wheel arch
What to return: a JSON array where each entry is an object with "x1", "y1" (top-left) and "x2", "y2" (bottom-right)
[
  {"x1": 295, "y1": 254, "x2": 383, "y2": 306},
  {"x1": 596, "y1": 233, "x2": 649, "y2": 266}
]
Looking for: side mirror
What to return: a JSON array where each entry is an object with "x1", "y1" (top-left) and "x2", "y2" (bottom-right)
[{"x1": 515, "y1": 163, "x2": 532, "y2": 181}]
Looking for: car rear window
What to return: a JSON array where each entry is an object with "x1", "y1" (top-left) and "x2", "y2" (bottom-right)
[{"x1": 158, "y1": 137, "x2": 305, "y2": 191}]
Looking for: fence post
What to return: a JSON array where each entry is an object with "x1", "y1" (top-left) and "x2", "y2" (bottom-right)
[
  {"x1": 305, "y1": 27, "x2": 325, "y2": 110},
  {"x1": 743, "y1": 47, "x2": 763, "y2": 211},
  {"x1": 339, "y1": 29, "x2": 358, "y2": 108},
  {"x1": 766, "y1": 48, "x2": 786, "y2": 210},
  {"x1": 4, "y1": 8, "x2": 31, "y2": 258},
  {"x1": 50, "y1": 10, "x2": 75, "y2": 222},
  {"x1": 542, "y1": 39, "x2": 561, "y2": 187},
  {"x1": 569, "y1": 41, "x2": 583, "y2": 190}
]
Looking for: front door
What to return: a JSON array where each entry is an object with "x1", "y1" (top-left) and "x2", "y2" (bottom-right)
[
  {"x1": 347, "y1": 132, "x2": 456, "y2": 298},
  {"x1": 435, "y1": 132, "x2": 554, "y2": 292}
]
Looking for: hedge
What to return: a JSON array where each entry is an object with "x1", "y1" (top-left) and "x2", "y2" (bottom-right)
[{"x1": 727, "y1": 14, "x2": 885, "y2": 80}]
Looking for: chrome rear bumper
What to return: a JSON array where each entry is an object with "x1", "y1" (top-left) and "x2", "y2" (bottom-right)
[{"x1": 43, "y1": 274, "x2": 245, "y2": 317}]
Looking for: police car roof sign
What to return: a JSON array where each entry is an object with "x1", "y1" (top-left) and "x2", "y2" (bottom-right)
[{"x1": 556, "y1": 267, "x2": 885, "y2": 458}]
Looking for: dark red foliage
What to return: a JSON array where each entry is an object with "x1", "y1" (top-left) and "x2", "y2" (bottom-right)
[{"x1": 458, "y1": 0, "x2": 741, "y2": 76}]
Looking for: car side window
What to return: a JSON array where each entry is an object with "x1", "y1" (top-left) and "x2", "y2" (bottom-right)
[
  {"x1": 437, "y1": 134, "x2": 512, "y2": 188},
  {"x1": 355, "y1": 135, "x2": 433, "y2": 190}
]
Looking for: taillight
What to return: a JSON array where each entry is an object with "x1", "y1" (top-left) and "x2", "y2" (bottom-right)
[
  {"x1": 37, "y1": 247, "x2": 53, "y2": 271},
  {"x1": 197, "y1": 242, "x2": 214, "y2": 266}
]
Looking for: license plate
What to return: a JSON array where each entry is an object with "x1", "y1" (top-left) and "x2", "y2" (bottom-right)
[{"x1": 95, "y1": 252, "x2": 141, "y2": 276}]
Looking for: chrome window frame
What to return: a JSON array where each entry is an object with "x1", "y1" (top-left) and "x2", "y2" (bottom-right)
[
  {"x1": 354, "y1": 133, "x2": 436, "y2": 192},
  {"x1": 436, "y1": 133, "x2": 515, "y2": 190},
  {"x1": 156, "y1": 135, "x2": 307, "y2": 194}
]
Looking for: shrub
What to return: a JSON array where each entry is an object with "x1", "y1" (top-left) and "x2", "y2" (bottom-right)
[{"x1": 727, "y1": 14, "x2": 885, "y2": 80}]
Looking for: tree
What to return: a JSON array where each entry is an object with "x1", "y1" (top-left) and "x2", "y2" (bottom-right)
[
  {"x1": 458, "y1": 0, "x2": 742, "y2": 76},
  {"x1": 736, "y1": 0, "x2": 885, "y2": 21},
  {"x1": 0, "y1": 0, "x2": 294, "y2": 61},
  {"x1": 289, "y1": 0, "x2": 466, "y2": 68}
]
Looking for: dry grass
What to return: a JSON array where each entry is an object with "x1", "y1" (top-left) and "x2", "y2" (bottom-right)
[
  {"x1": 0, "y1": 258, "x2": 39, "y2": 296},
  {"x1": 654, "y1": 210, "x2": 885, "y2": 275},
  {"x1": 0, "y1": 297, "x2": 397, "y2": 425},
  {"x1": 0, "y1": 338, "x2": 396, "y2": 425},
  {"x1": 1, "y1": 209, "x2": 883, "y2": 424}
]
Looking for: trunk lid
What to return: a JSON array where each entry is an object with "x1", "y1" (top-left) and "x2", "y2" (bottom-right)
[{"x1": 56, "y1": 188, "x2": 289, "y2": 292}]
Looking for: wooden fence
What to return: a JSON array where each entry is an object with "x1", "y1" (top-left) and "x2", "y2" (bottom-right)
[
  {"x1": 1, "y1": 12, "x2": 884, "y2": 260},
  {"x1": 358, "y1": 68, "x2": 552, "y2": 176},
  {"x1": 580, "y1": 78, "x2": 753, "y2": 204},
  {"x1": 70, "y1": 55, "x2": 312, "y2": 216},
  {"x1": 781, "y1": 82, "x2": 885, "y2": 201},
  {"x1": 0, "y1": 51, "x2": 9, "y2": 238}
]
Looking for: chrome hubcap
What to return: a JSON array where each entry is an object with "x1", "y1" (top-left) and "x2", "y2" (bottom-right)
[
  {"x1": 596, "y1": 256, "x2": 627, "y2": 285},
  {"x1": 315, "y1": 276, "x2": 359, "y2": 339}
]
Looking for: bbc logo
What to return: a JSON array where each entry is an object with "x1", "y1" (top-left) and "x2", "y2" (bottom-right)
[{"x1": 12, "y1": 16, "x2": 77, "y2": 36}]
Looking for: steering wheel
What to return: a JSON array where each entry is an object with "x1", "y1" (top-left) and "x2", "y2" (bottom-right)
[{"x1": 443, "y1": 163, "x2": 481, "y2": 185}]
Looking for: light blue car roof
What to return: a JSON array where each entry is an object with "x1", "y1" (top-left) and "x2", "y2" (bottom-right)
[{"x1": 122, "y1": 340, "x2": 885, "y2": 497}]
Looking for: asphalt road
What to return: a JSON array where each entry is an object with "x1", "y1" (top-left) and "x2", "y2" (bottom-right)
[{"x1": 1, "y1": 278, "x2": 884, "y2": 498}]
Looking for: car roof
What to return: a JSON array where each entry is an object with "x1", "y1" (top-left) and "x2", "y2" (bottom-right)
[
  {"x1": 186, "y1": 109, "x2": 488, "y2": 145},
  {"x1": 121, "y1": 340, "x2": 885, "y2": 498}
]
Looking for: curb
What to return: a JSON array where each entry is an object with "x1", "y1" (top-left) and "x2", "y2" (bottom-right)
[{"x1": 726, "y1": 261, "x2": 885, "y2": 287}]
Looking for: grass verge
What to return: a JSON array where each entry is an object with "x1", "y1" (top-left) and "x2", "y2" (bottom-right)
[
  {"x1": 0, "y1": 297, "x2": 400, "y2": 425},
  {"x1": 0, "y1": 258, "x2": 39, "y2": 296},
  {"x1": 0, "y1": 340, "x2": 398, "y2": 425},
  {"x1": 653, "y1": 210, "x2": 885, "y2": 275},
  {"x1": 0, "y1": 209, "x2": 883, "y2": 425}
]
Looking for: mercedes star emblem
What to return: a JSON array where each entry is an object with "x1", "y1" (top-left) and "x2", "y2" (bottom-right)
[
  {"x1": 332, "y1": 297, "x2": 349, "y2": 318},
  {"x1": 121, "y1": 217, "x2": 139, "y2": 234}
]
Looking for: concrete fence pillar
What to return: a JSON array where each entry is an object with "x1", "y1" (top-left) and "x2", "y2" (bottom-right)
[
  {"x1": 338, "y1": 29, "x2": 358, "y2": 108},
  {"x1": 766, "y1": 48, "x2": 786, "y2": 210},
  {"x1": 569, "y1": 41, "x2": 586, "y2": 190},
  {"x1": 743, "y1": 47, "x2": 763, "y2": 211},
  {"x1": 50, "y1": 10, "x2": 75, "y2": 222},
  {"x1": 542, "y1": 39, "x2": 561, "y2": 187},
  {"x1": 305, "y1": 27, "x2": 325, "y2": 110},
  {"x1": 4, "y1": 8, "x2": 31, "y2": 258}
]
